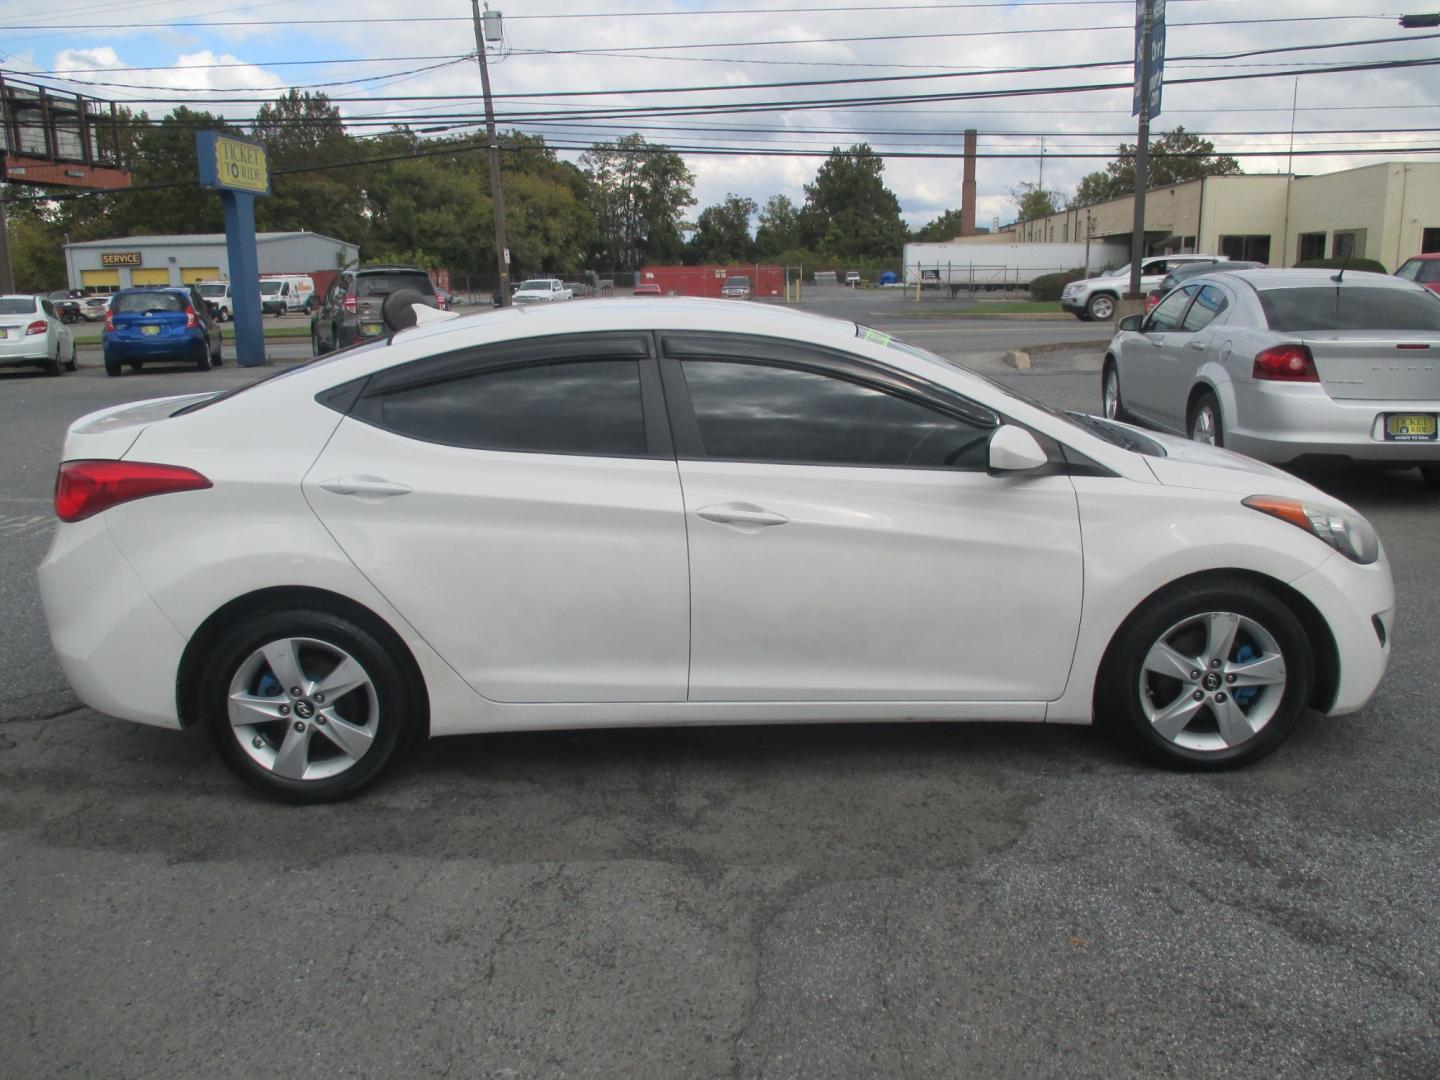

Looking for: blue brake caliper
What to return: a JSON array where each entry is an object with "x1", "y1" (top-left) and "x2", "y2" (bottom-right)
[
  {"x1": 256, "y1": 672, "x2": 282, "y2": 699},
  {"x1": 1232, "y1": 643, "x2": 1259, "y2": 707}
]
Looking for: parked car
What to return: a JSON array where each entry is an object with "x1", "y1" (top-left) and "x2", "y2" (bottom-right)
[
  {"x1": 311, "y1": 266, "x2": 439, "y2": 355},
  {"x1": 40, "y1": 298, "x2": 1393, "y2": 801},
  {"x1": 1102, "y1": 268, "x2": 1440, "y2": 490},
  {"x1": 434, "y1": 286, "x2": 452, "y2": 311},
  {"x1": 1395, "y1": 253, "x2": 1440, "y2": 295},
  {"x1": 1147, "y1": 260, "x2": 1263, "y2": 313},
  {"x1": 195, "y1": 280, "x2": 235, "y2": 321},
  {"x1": 0, "y1": 294, "x2": 77, "y2": 375},
  {"x1": 79, "y1": 294, "x2": 114, "y2": 322},
  {"x1": 102, "y1": 286, "x2": 223, "y2": 376},
  {"x1": 721, "y1": 276, "x2": 753, "y2": 300},
  {"x1": 46, "y1": 290, "x2": 82, "y2": 324},
  {"x1": 633, "y1": 284, "x2": 663, "y2": 296},
  {"x1": 845, "y1": 271, "x2": 862, "y2": 286},
  {"x1": 513, "y1": 278, "x2": 574, "y2": 304},
  {"x1": 1063, "y1": 255, "x2": 1225, "y2": 321}
]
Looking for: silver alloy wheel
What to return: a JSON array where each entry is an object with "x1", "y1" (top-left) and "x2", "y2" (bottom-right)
[
  {"x1": 1103, "y1": 367, "x2": 1121, "y2": 419},
  {"x1": 227, "y1": 636, "x2": 379, "y2": 782},
  {"x1": 1191, "y1": 402, "x2": 1218, "y2": 445},
  {"x1": 1089, "y1": 294, "x2": 1115, "y2": 320},
  {"x1": 1138, "y1": 611, "x2": 1287, "y2": 752}
]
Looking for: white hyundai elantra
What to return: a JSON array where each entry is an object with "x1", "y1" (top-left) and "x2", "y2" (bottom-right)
[{"x1": 40, "y1": 299, "x2": 1394, "y2": 801}]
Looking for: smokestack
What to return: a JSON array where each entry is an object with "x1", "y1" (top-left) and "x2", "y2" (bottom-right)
[{"x1": 960, "y1": 129, "x2": 978, "y2": 237}]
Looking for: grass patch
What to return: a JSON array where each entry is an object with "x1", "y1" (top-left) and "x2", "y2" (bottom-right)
[
  {"x1": 882, "y1": 300, "x2": 1066, "y2": 318},
  {"x1": 73, "y1": 323, "x2": 311, "y2": 345}
]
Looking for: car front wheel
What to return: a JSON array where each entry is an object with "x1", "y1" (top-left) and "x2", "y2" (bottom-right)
[
  {"x1": 1189, "y1": 390, "x2": 1222, "y2": 447},
  {"x1": 1085, "y1": 293, "x2": 1116, "y2": 321},
  {"x1": 1097, "y1": 577, "x2": 1313, "y2": 769},
  {"x1": 202, "y1": 608, "x2": 418, "y2": 803},
  {"x1": 1102, "y1": 361, "x2": 1128, "y2": 422}
]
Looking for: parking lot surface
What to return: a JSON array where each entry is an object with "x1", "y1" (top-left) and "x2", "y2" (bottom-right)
[{"x1": 2, "y1": 293, "x2": 1437, "y2": 1078}]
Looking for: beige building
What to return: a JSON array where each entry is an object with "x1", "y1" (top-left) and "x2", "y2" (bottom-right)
[{"x1": 997, "y1": 161, "x2": 1440, "y2": 272}]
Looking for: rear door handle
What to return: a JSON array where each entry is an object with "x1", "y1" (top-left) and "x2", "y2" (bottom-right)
[
  {"x1": 696, "y1": 503, "x2": 790, "y2": 528},
  {"x1": 1187, "y1": 340, "x2": 1208, "y2": 351},
  {"x1": 318, "y1": 476, "x2": 412, "y2": 498}
]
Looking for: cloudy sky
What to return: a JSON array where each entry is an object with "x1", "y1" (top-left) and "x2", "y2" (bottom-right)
[{"x1": 2, "y1": 0, "x2": 1437, "y2": 230}]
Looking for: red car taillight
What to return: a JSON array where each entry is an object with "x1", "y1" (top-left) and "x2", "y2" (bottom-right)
[
  {"x1": 184, "y1": 306, "x2": 200, "y2": 328},
  {"x1": 1253, "y1": 344, "x2": 1318, "y2": 382},
  {"x1": 55, "y1": 460, "x2": 212, "y2": 523},
  {"x1": 343, "y1": 296, "x2": 357, "y2": 314},
  {"x1": 26, "y1": 319, "x2": 47, "y2": 336},
  {"x1": 103, "y1": 310, "x2": 115, "y2": 332}
]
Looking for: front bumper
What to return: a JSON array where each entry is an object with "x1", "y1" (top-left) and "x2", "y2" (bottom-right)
[
  {"x1": 1226, "y1": 382, "x2": 1440, "y2": 466},
  {"x1": 38, "y1": 516, "x2": 187, "y2": 729}
]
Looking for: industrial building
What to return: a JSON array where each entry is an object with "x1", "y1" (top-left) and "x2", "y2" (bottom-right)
[
  {"x1": 63, "y1": 230, "x2": 359, "y2": 293},
  {"x1": 994, "y1": 161, "x2": 1440, "y2": 272}
]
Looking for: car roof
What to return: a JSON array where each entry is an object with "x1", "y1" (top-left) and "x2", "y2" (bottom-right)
[
  {"x1": 1202, "y1": 268, "x2": 1414, "y2": 292},
  {"x1": 1401, "y1": 253, "x2": 1440, "y2": 262},
  {"x1": 2, "y1": 293, "x2": 41, "y2": 301},
  {"x1": 113, "y1": 285, "x2": 189, "y2": 293}
]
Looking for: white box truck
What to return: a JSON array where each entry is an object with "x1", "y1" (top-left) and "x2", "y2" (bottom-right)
[{"x1": 902, "y1": 241, "x2": 1128, "y2": 290}]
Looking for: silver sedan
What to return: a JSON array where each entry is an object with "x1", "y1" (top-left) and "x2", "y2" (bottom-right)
[{"x1": 1102, "y1": 269, "x2": 1440, "y2": 490}]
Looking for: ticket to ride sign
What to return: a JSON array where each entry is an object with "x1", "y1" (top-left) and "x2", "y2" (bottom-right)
[{"x1": 196, "y1": 133, "x2": 271, "y2": 196}]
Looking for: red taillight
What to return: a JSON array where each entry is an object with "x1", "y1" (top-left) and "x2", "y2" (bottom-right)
[
  {"x1": 103, "y1": 310, "x2": 115, "y2": 332},
  {"x1": 1253, "y1": 343, "x2": 1318, "y2": 382},
  {"x1": 26, "y1": 319, "x2": 47, "y2": 336},
  {"x1": 343, "y1": 296, "x2": 357, "y2": 314},
  {"x1": 54, "y1": 460, "x2": 212, "y2": 523},
  {"x1": 184, "y1": 306, "x2": 200, "y2": 328},
  {"x1": 1145, "y1": 292, "x2": 1161, "y2": 313}
]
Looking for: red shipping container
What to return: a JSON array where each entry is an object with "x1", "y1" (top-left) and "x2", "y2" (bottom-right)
[{"x1": 637, "y1": 265, "x2": 786, "y2": 299}]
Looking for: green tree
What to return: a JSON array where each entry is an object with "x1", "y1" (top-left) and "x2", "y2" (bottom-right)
[
  {"x1": 912, "y1": 207, "x2": 969, "y2": 242},
  {"x1": 685, "y1": 193, "x2": 756, "y2": 264},
  {"x1": 1011, "y1": 182, "x2": 1062, "y2": 222},
  {"x1": 1071, "y1": 126, "x2": 1243, "y2": 206},
  {"x1": 580, "y1": 134, "x2": 695, "y2": 269},
  {"x1": 754, "y1": 194, "x2": 801, "y2": 257},
  {"x1": 6, "y1": 202, "x2": 67, "y2": 290},
  {"x1": 252, "y1": 90, "x2": 365, "y2": 243},
  {"x1": 798, "y1": 145, "x2": 909, "y2": 263}
]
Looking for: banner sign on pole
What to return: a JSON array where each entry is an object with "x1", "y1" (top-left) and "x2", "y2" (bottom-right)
[
  {"x1": 1133, "y1": 0, "x2": 1166, "y2": 118},
  {"x1": 196, "y1": 132, "x2": 270, "y2": 366}
]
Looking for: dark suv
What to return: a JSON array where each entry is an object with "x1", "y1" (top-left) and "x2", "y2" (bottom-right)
[{"x1": 310, "y1": 267, "x2": 439, "y2": 354}]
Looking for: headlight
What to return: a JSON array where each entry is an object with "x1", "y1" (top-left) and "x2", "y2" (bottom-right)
[{"x1": 1242, "y1": 495, "x2": 1380, "y2": 564}]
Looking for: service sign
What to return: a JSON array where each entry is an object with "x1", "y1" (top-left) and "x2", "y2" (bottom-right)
[
  {"x1": 195, "y1": 132, "x2": 271, "y2": 196},
  {"x1": 100, "y1": 251, "x2": 142, "y2": 266}
]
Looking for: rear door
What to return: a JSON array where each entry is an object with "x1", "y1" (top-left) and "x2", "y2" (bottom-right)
[{"x1": 304, "y1": 331, "x2": 691, "y2": 703}]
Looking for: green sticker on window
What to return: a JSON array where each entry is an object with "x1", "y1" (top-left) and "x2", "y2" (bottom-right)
[{"x1": 860, "y1": 327, "x2": 892, "y2": 346}]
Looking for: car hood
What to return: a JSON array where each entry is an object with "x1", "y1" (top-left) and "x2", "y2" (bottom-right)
[{"x1": 1134, "y1": 427, "x2": 1350, "y2": 502}]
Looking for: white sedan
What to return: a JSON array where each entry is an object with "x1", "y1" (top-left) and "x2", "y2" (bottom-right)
[
  {"x1": 0, "y1": 294, "x2": 78, "y2": 374},
  {"x1": 40, "y1": 300, "x2": 1394, "y2": 801}
]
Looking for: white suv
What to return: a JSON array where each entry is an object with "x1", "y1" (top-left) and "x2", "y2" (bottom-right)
[{"x1": 1061, "y1": 255, "x2": 1224, "y2": 321}]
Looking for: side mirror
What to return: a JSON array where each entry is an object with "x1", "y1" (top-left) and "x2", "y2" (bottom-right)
[
  {"x1": 1118, "y1": 315, "x2": 1142, "y2": 332},
  {"x1": 988, "y1": 425, "x2": 1049, "y2": 474}
]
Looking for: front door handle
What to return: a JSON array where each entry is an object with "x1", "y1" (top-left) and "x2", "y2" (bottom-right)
[
  {"x1": 318, "y1": 476, "x2": 413, "y2": 498},
  {"x1": 696, "y1": 503, "x2": 790, "y2": 528},
  {"x1": 1187, "y1": 340, "x2": 1208, "y2": 351}
]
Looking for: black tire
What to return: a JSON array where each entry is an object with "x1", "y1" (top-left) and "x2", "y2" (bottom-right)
[
  {"x1": 1421, "y1": 466, "x2": 1440, "y2": 494},
  {"x1": 104, "y1": 354, "x2": 121, "y2": 377},
  {"x1": 211, "y1": 331, "x2": 223, "y2": 367},
  {"x1": 44, "y1": 346, "x2": 63, "y2": 377},
  {"x1": 311, "y1": 330, "x2": 327, "y2": 358},
  {"x1": 195, "y1": 344, "x2": 212, "y2": 371},
  {"x1": 1188, "y1": 389, "x2": 1223, "y2": 447},
  {"x1": 1097, "y1": 577, "x2": 1313, "y2": 770},
  {"x1": 201, "y1": 608, "x2": 419, "y2": 803},
  {"x1": 65, "y1": 342, "x2": 78, "y2": 372},
  {"x1": 1085, "y1": 292, "x2": 1117, "y2": 321},
  {"x1": 1102, "y1": 360, "x2": 1129, "y2": 422}
]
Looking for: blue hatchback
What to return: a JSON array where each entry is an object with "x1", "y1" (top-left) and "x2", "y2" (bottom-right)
[{"x1": 103, "y1": 286, "x2": 223, "y2": 376}]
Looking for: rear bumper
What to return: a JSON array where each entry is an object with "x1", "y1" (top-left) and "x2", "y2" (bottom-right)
[
  {"x1": 1289, "y1": 551, "x2": 1394, "y2": 715},
  {"x1": 38, "y1": 517, "x2": 187, "y2": 729},
  {"x1": 103, "y1": 332, "x2": 206, "y2": 362},
  {"x1": 1226, "y1": 383, "x2": 1440, "y2": 465},
  {"x1": 0, "y1": 345, "x2": 51, "y2": 365}
]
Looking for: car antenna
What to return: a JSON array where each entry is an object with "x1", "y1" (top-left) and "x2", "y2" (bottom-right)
[{"x1": 1331, "y1": 267, "x2": 1345, "y2": 282}]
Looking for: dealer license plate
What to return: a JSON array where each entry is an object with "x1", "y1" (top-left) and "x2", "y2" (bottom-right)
[
  {"x1": 1383, "y1": 413, "x2": 1437, "y2": 441},
  {"x1": 141, "y1": 324, "x2": 161, "y2": 336},
  {"x1": 361, "y1": 322, "x2": 383, "y2": 337}
]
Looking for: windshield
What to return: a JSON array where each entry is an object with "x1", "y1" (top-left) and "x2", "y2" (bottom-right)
[
  {"x1": 1259, "y1": 286, "x2": 1440, "y2": 332},
  {"x1": 519, "y1": 280, "x2": 553, "y2": 290},
  {"x1": 1103, "y1": 264, "x2": 1129, "y2": 278},
  {"x1": 114, "y1": 292, "x2": 183, "y2": 314},
  {"x1": 724, "y1": 277, "x2": 750, "y2": 288},
  {"x1": 0, "y1": 298, "x2": 37, "y2": 315},
  {"x1": 171, "y1": 335, "x2": 394, "y2": 417},
  {"x1": 258, "y1": 281, "x2": 283, "y2": 295},
  {"x1": 196, "y1": 284, "x2": 226, "y2": 297}
]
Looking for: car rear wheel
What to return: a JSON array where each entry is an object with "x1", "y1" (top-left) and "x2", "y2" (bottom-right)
[
  {"x1": 1188, "y1": 390, "x2": 1223, "y2": 447},
  {"x1": 1085, "y1": 293, "x2": 1116, "y2": 321},
  {"x1": 104, "y1": 354, "x2": 121, "y2": 376},
  {"x1": 1421, "y1": 466, "x2": 1440, "y2": 494},
  {"x1": 1102, "y1": 361, "x2": 1128, "y2": 422},
  {"x1": 1097, "y1": 578, "x2": 1312, "y2": 769},
  {"x1": 203, "y1": 609, "x2": 418, "y2": 803},
  {"x1": 65, "y1": 342, "x2": 78, "y2": 372},
  {"x1": 44, "y1": 346, "x2": 62, "y2": 376}
]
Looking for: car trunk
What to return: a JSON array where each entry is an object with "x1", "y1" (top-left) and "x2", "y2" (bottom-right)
[
  {"x1": 1303, "y1": 332, "x2": 1440, "y2": 400},
  {"x1": 63, "y1": 394, "x2": 217, "y2": 461}
]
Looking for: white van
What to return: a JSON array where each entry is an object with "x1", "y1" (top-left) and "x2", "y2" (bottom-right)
[
  {"x1": 195, "y1": 280, "x2": 235, "y2": 321},
  {"x1": 258, "y1": 275, "x2": 317, "y2": 316}
]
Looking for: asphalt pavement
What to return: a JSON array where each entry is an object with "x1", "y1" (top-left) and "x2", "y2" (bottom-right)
[{"x1": 2, "y1": 294, "x2": 1437, "y2": 1079}]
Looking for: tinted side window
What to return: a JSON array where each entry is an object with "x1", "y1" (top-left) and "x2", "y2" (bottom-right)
[
  {"x1": 1147, "y1": 288, "x2": 1192, "y2": 332},
  {"x1": 680, "y1": 359, "x2": 994, "y2": 468},
  {"x1": 1259, "y1": 287, "x2": 1440, "y2": 331},
  {"x1": 1181, "y1": 285, "x2": 1229, "y2": 332},
  {"x1": 371, "y1": 359, "x2": 647, "y2": 456}
]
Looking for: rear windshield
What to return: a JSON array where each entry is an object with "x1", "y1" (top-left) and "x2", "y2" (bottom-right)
[
  {"x1": 0, "y1": 298, "x2": 37, "y2": 315},
  {"x1": 196, "y1": 283, "x2": 227, "y2": 297},
  {"x1": 356, "y1": 273, "x2": 435, "y2": 298},
  {"x1": 1259, "y1": 286, "x2": 1440, "y2": 332},
  {"x1": 113, "y1": 292, "x2": 184, "y2": 314}
]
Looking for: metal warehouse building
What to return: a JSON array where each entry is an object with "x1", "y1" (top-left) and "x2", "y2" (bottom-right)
[{"x1": 63, "y1": 231, "x2": 360, "y2": 293}]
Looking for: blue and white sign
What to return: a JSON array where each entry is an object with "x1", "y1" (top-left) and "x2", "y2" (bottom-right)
[{"x1": 1132, "y1": 0, "x2": 1166, "y2": 119}]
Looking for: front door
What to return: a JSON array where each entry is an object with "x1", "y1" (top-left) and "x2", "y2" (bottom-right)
[
  {"x1": 304, "y1": 333, "x2": 690, "y2": 703},
  {"x1": 660, "y1": 335, "x2": 1084, "y2": 703}
]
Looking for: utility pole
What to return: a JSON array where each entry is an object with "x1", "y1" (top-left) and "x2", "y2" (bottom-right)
[
  {"x1": 1127, "y1": 0, "x2": 1159, "y2": 302},
  {"x1": 470, "y1": 2, "x2": 511, "y2": 307}
]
